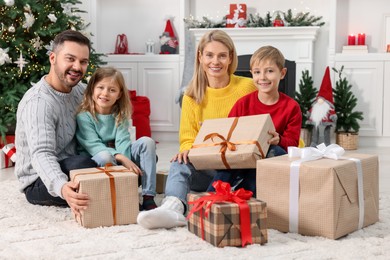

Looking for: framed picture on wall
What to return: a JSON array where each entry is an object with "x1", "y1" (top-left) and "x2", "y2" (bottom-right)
[{"x1": 384, "y1": 14, "x2": 390, "y2": 52}]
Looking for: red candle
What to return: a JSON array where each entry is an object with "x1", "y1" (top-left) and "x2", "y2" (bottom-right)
[
  {"x1": 357, "y1": 33, "x2": 366, "y2": 45},
  {"x1": 348, "y1": 34, "x2": 356, "y2": 45}
]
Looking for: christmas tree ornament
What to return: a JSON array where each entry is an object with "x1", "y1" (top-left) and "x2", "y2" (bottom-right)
[
  {"x1": 22, "y1": 12, "x2": 35, "y2": 29},
  {"x1": 8, "y1": 25, "x2": 15, "y2": 33},
  {"x1": 0, "y1": 48, "x2": 12, "y2": 66},
  {"x1": 4, "y1": 0, "x2": 15, "y2": 7},
  {"x1": 272, "y1": 11, "x2": 285, "y2": 27},
  {"x1": 159, "y1": 19, "x2": 178, "y2": 54},
  {"x1": 14, "y1": 52, "x2": 29, "y2": 73},
  {"x1": 47, "y1": 13, "x2": 57, "y2": 23}
]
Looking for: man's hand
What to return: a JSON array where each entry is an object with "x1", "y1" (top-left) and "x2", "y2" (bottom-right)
[
  {"x1": 62, "y1": 181, "x2": 89, "y2": 217},
  {"x1": 170, "y1": 150, "x2": 189, "y2": 164}
]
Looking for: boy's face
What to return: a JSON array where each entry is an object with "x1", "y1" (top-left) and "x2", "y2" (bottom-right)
[{"x1": 250, "y1": 59, "x2": 286, "y2": 94}]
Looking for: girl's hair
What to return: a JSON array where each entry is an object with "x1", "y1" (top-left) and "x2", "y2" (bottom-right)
[
  {"x1": 78, "y1": 67, "x2": 132, "y2": 126},
  {"x1": 186, "y1": 30, "x2": 238, "y2": 104},
  {"x1": 250, "y1": 45, "x2": 285, "y2": 71}
]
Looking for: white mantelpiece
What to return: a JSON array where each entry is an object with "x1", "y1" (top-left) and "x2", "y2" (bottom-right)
[{"x1": 190, "y1": 27, "x2": 320, "y2": 87}]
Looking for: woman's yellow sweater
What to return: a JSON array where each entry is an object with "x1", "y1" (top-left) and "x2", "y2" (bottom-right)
[{"x1": 179, "y1": 74, "x2": 256, "y2": 152}]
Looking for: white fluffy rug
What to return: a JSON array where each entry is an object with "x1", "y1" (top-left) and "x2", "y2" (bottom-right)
[{"x1": 1, "y1": 179, "x2": 390, "y2": 260}]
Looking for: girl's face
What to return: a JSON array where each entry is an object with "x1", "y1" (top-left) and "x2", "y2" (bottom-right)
[
  {"x1": 199, "y1": 41, "x2": 232, "y2": 80},
  {"x1": 92, "y1": 77, "x2": 122, "y2": 114},
  {"x1": 251, "y1": 59, "x2": 286, "y2": 94}
]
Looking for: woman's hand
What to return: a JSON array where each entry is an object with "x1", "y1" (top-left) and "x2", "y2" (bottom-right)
[
  {"x1": 115, "y1": 153, "x2": 142, "y2": 175},
  {"x1": 268, "y1": 130, "x2": 281, "y2": 146},
  {"x1": 170, "y1": 150, "x2": 190, "y2": 164}
]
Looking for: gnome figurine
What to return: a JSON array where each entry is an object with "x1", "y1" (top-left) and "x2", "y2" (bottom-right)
[
  {"x1": 307, "y1": 66, "x2": 337, "y2": 147},
  {"x1": 159, "y1": 19, "x2": 178, "y2": 54}
]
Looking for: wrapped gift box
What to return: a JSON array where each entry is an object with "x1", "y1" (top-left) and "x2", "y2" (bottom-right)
[
  {"x1": 187, "y1": 192, "x2": 267, "y2": 247},
  {"x1": 226, "y1": 4, "x2": 247, "y2": 28},
  {"x1": 156, "y1": 170, "x2": 168, "y2": 194},
  {"x1": 256, "y1": 152, "x2": 379, "y2": 239},
  {"x1": 1, "y1": 143, "x2": 16, "y2": 169},
  {"x1": 189, "y1": 114, "x2": 275, "y2": 170},
  {"x1": 70, "y1": 165, "x2": 139, "y2": 228}
]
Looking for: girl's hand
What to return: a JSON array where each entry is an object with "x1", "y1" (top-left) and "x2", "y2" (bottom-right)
[
  {"x1": 268, "y1": 130, "x2": 280, "y2": 146},
  {"x1": 170, "y1": 150, "x2": 189, "y2": 164},
  {"x1": 115, "y1": 154, "x2": 142, "y2": 175}
]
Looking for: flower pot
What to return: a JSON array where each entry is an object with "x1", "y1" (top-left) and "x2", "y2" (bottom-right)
[
  {"x1": 336, "y1": 132, "x2": 359, "y2": 150},
  {"x1": 300, "y1": 128, "x2": 311, "y2": 147}
]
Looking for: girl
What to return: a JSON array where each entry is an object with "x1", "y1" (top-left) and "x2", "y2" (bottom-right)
[{"x1": 76, "y1": 67, "x2": 157, "y2": 211}]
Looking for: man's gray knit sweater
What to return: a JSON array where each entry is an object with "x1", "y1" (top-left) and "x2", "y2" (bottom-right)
[{"x1": 15, "y1": 76, "x2": 85, "y2": 199}]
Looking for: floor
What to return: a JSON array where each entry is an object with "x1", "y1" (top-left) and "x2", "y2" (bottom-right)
[{"x1": 1, "y1": 141, "x2": 389, "y2": 196}]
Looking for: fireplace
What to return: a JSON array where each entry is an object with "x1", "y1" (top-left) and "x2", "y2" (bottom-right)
[{"x1": 235, "y1": 54, "x2": 296, "y2": 98}]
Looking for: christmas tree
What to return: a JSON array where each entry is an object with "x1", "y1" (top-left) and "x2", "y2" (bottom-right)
[
  {"x1": 332, "y1": 66, "x2": 363, "y2": 133},
  {"x1": 294, "y1": 69, "x2": 318, "y2": 128},
  {"x1": 0, "y1": 0, "x2": 105, "y2": 140}
]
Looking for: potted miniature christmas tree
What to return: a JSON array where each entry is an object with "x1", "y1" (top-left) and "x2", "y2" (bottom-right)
[
  {"x1": 295, "y1": 69, "x2": 318, "y2": 147},
  {"x1": 332, "y1": 66, "x2": 364, "y2": 150}
]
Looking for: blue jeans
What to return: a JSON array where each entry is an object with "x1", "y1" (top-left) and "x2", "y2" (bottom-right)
[
  {"x1": 92, "y1": 137, "x2": 157, "y2": 196},
  {"x1": 24, "y1": 155, "x2": 97, "y2": 207},
  {"x1": 207, "y1": 145, "x2": 287, "y2": 195},
  {"x1": 165, "y1": 161, "x2": 216, "y2": 205}
]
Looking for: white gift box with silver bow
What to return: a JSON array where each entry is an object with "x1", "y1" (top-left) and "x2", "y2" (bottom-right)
[{"x1": 256, "y1": 143, "x2": 379, "y2": 239}]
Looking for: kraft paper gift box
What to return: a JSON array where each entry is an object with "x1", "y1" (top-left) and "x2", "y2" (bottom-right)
[
  {"x1": 188, "y1": 114, "x2": 275, "y2": 170},
  {"x1": 256, "y1": 145, "x2": 379, "y2": 239},
  {"x1": 70, "y1": 165, "x2": 139, "y2": 228},
  {"x1": 187, "y1": 182, "x2": 268, "y2": 247},
  {"x1": 156, "y1": 170, "x2": 168, "y2": 194}
]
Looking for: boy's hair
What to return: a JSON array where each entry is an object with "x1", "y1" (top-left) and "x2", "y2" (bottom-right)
[
  {"x1": 250, "y1": 46, "x2": 285, "y2": 70},
  {"x1": 52, "y1": 30, "x2": 91, "y2": 53},
  {"x1": 186, "y1": 30, "x2": 238, "y2": 104},
  {"x1": 78, "y1": 67, "x2": 132, "y2": 126}
]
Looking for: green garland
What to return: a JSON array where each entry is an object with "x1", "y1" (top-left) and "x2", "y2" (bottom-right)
[{"x1": 184, "y1": 9, "x2": 324, "y2": 28}]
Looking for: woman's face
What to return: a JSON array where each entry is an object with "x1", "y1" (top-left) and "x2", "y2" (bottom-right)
[{"x1": 199, "y1": 41, "x2": 232, "y2": 80}]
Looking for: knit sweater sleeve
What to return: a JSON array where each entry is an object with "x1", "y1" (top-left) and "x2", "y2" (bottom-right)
[
  {"x1": 114, "y1": 119, "x2": 132, "y2": 156},
  {"x1": 179, "y1": 95, "x2": 201, "y2": 152},
  {"x1": 76, "y1": 112, "x2": 117, "y2": 156}
]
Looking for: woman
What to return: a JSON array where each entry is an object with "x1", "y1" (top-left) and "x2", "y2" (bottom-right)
[{"x1": 137, "y1": 29, "x2": 257, "y2": 229}]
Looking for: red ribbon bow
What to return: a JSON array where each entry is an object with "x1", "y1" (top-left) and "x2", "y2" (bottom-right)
[{"x1": 187, "y1": 180, "x2": 253, "y2": 247}]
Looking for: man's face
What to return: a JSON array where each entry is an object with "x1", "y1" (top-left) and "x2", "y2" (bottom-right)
[{"x1": 49, "y1": 41, "x2": 89, "y2": 92}]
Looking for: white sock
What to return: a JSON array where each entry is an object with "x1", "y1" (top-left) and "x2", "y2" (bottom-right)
[{"x1": 137, "y1": 196, "x2": 186, "y2": 229}]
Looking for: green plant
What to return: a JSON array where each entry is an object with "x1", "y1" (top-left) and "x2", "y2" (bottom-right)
[
  {"x1": 295, "y1": 69, "x2": 318, "y2": 129},
  {"x1": 0, "y1": 0, "x2": 106, "y2": 141},
  {"x1": 332, "y1": 66, "x2": 364, "y2": 133}
]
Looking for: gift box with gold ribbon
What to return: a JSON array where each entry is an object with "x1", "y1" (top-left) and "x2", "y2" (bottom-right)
[
  {"x1": 188, "y1": 114, "x2": 275, "y2": 170},
  {"x1": 187, "y1": 181, "x2": 267, "y2": 247},
  {"x1": 70, "y1": 165, "x2": 139, "y2": 228},
  {"x1": 256, "y1": 144, "x2": 379, "y2": 239}
]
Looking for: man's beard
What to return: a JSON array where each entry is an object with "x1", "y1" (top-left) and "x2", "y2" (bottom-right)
[{"x1": 310, "y1": 101, "x2": 331, "y2": 127}]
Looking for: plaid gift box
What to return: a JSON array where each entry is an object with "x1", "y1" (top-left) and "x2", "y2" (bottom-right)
[
  {"x1": 156, "y1": 170, "x2": 168, "y2": 194},
  {"x1": 187, "y1": 181, "x2": 267, "y2": 247},
  {"x1": 257, "y1": 144, "x2": 379, "y2": 239},
  {"x1": 70, "y1": 165, "x2": 139, "y2": 228},
  {"x1": 189, "y1": 114, "x2": 275, "y2": 170}
]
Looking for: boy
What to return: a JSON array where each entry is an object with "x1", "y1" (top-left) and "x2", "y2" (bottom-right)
[{"x1": 207, "y1": 45, "x2": 302, "y2": 194}]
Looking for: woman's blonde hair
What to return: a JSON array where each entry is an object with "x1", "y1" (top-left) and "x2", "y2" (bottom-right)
[
  {"x1": 78, "y1": 67, "x2": 132, "y2": 126},
  {"x1": 186, "y1": 30, "x2": 238, "y2": 104}
]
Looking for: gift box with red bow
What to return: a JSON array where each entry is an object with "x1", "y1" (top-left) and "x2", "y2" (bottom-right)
[
  {"x1": 70, "y1": 165, "x2": 139, "y2": 228},
  {"x1": 256, "y1": 144, "x2": 379, "y2": 239},
  {"x1": 187, "y1": 181, "x2": 267, "y2": 247},
  {"x1": 188, "y1": 114, "x2": 275, "y2": 170}
]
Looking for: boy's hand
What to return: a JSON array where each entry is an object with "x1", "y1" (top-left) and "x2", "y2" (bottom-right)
[{"x1": 268, "y1": 130, "x2": 280, "y2": 146}]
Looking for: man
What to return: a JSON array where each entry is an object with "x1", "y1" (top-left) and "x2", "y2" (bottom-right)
[
  {"x1": 307, "y1": 66, "x2": 337, "y2": 147},
  {"x1": 15, "y1": 30, "x2": 97, "y2": 216}
]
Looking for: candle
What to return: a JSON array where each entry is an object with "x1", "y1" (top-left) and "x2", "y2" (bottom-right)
[
  {"x1": 348, "y1": 34, "x2": 356, "y2": 45},
  {"x1": 357, "y1": 33, "x2": 366, "y2": 45}
]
